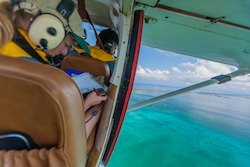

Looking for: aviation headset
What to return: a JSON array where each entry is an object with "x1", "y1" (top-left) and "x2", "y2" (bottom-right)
[
  {"x1": 99, "y1": 29, "x2": 118, "y2": 53},
  {"x1": 13, "y1": 0, "x2": 75, "y2": 50},
  {"x1": 103, "y1": 38, "x2": 117, "y2": 53}
]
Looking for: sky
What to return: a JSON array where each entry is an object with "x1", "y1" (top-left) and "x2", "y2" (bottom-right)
[
  {"x1": 135, "y1": 46, "x2": 250, "y2": 95},
  {"x1": 82, "y1": 22, "x2": 250, "y2": 95}
]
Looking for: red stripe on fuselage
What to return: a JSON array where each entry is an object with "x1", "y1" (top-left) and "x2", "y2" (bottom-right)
[{"x1": 104, "y1": 10, "x2": 144, "y2": 166}]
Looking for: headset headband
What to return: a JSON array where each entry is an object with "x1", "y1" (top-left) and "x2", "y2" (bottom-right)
[
  {"x1": 13, "y1": 0, "x2": 74, "y2": 20},
  {"x1": 12, "y1": 0, "x2": 76, "y2": 50},
  {"x1": 56, "y1": 0, "x2": 74, "y2": 20}
]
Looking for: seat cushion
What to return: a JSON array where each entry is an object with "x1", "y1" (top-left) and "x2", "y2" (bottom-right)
[{"x1": 0, "y1": 55, "x2": 87, "y2": 167}]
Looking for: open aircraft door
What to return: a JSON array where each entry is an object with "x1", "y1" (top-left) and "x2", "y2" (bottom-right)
[{"x1": 101, "y1": 10, "x2": 144, "y2": 166}]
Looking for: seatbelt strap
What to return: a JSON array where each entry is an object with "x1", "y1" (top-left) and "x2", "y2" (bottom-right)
[
  {"x1": 78, "y1": 0, "x2": 105, "y2": 51},
  {"x1": 12, "y1": 30, "x2": 48, "y2": 64}
]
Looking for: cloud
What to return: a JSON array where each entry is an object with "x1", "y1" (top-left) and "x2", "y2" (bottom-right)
[
  {"x1": 232, "y1": 81, "x2": 250, "y2": 87},
  {"x1": 180, "y1": 59, "x2": 237, "y2": 75},
  {"x1": 172, "y1": 67, "x2": 181, "y2": 73},
  {"x1": 135, "y1": 59, "x2": 250, "y2": 92},
  {"x1": 173, "y1": 59, "x2": 238, "y2": 82},
  {"x1": 136, "y1": 65, "x2": 170, "y2": 80}
]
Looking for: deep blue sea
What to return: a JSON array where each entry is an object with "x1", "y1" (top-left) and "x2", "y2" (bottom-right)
[{"x1": 106, "y1": 83, "x2": 250, "y2": 167}]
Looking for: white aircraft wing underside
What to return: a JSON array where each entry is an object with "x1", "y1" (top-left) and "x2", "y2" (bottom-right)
[
  {"x1": 136, "y1": 0, "x2": 250, "y2": 68},
  {"x1": 84, "y1": 0, "x2": 250, "y2": 68}
]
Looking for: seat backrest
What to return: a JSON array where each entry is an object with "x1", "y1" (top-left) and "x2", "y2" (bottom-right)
[
  {"x1": 0, "y1": 55, "x2": 87, "y2": 167},
  {"x1": 61, "y1": 54, "x2": 110, "y2": 85}
]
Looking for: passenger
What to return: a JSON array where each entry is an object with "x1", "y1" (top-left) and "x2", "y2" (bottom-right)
[
  {"x1": 0, "y1": 0, "x2": 106, "y2": 138},
  {"x1": 68, "y1": 28, "x2": 119, "y2": 75},
  {"x1": 0, "y1": 0, "x2": 90, "y2": 65}
]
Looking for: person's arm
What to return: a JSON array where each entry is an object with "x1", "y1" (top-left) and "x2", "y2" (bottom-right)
[{"x1": 83, "y1": 91, "x2": 107, "y2": 112}]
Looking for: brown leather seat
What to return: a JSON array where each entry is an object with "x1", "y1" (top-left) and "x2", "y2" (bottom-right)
[
  {"x1": 0, "y1": 55, "x2": 87, "y2": 167},
  {"x1": 61, "y1": 54, "x2": 110, "y2": 85},
  {"x1": 61, "y1": 54, "x2": 110, "y2": 155}
]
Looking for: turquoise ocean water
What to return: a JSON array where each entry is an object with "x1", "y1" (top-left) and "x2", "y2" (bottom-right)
[{"x1": 106, "y1": 83, "x2": 250, "y2": 167}]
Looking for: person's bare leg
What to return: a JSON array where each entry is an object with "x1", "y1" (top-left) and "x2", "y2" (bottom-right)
[{"x1": 85, "y1": 103, "x2": 104, "y2": 138}]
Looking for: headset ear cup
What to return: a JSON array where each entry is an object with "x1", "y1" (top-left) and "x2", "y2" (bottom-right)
[
  {"x1": 28, "y1": 14, "x2": 65, "y2": 50},
  {"x1": 104, "y1": 39, "x2": 116, "y2": 53}
]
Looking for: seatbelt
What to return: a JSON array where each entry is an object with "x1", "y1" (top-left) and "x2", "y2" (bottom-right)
[
  {"x1": 12, "y1": 30, "x2": 48, "y2": 64},
  {"x1": 78, "y1": 0, "x2": 105, "y2": 51}
]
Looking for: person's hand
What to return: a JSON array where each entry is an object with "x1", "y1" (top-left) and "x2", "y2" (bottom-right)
[{"x1": 84, "y1": 91, "x2": 107, "y2": 111}]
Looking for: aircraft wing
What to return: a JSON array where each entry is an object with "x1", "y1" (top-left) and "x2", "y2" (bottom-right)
[
  {"x1": 85, "y1": 0, "x2": 250, "y2": 68},
  {"x1": 135, "y1": 0, "x2": 250, "y2": 68}
]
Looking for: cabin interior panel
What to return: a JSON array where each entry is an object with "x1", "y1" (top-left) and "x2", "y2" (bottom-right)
[{"x1": 84, "y1": 0, "x2": 120, "y2": 29}]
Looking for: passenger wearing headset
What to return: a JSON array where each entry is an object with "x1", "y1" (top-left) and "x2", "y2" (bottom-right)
[
  {"x1": 0, "y1": 0, "x2": 91, "y2": 65},
  {"x1": 0, "y1": 0, "x2": 107, "y2": 139},
  {"x1": 92, "y1": 28, "x2": 119, "y2": 59},
  {"x1": 68, "y1": 28, "x2": 119, "y2": 75}
]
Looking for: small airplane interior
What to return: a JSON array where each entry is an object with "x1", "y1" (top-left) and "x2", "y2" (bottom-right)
[{"x1": 0, "y1": 0, "x2": 249, "y2": 167}]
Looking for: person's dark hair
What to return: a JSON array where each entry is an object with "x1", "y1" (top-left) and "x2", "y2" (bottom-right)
[
  {"x1": 99, "y1": 28, "x2": 118, "y2": 44},
  {"x1": 99, "y1": 28, "x2": 118, "y2": 53}
]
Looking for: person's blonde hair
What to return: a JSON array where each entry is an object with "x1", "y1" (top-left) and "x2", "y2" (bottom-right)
[{"x1": 0, "y1": 0, "x2": 14, "y2": 48}]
